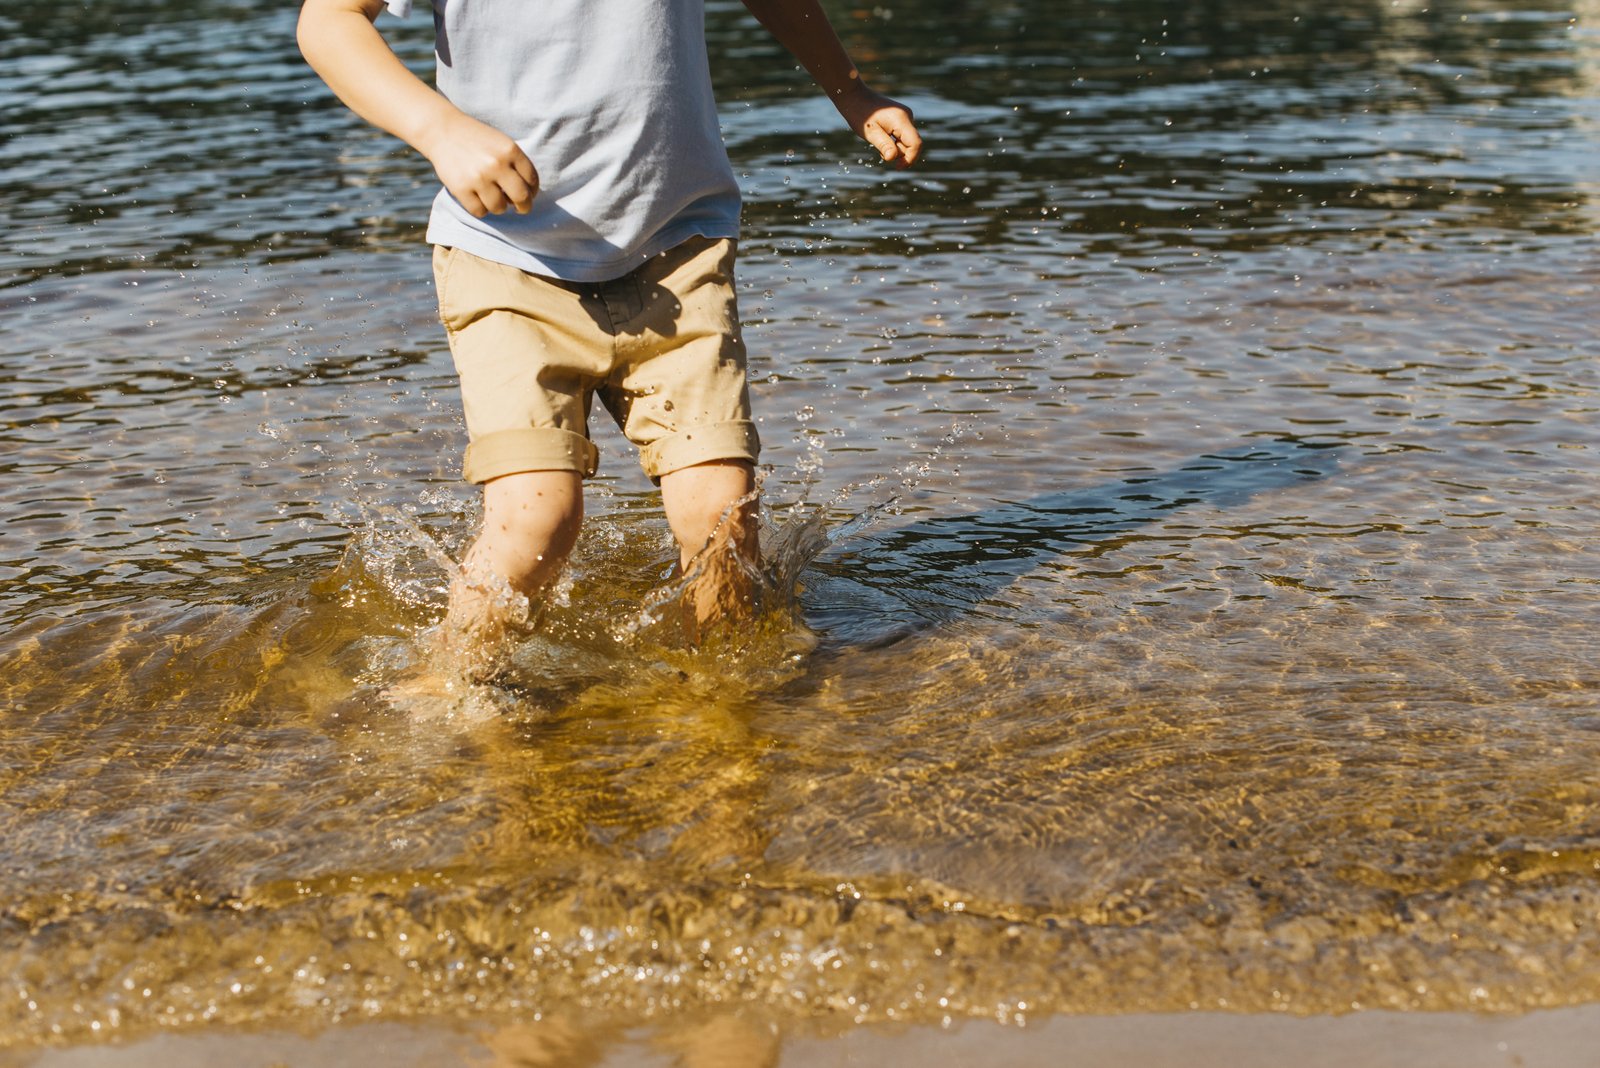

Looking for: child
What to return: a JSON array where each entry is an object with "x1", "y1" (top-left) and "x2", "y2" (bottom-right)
[{"x1": 297, "y1": 0, "x2": 922, "y2": 657}]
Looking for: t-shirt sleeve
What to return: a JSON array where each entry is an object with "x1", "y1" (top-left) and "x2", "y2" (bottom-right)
[{"x1": 383, "y1": 0, "x2": 412, "y2": 16}]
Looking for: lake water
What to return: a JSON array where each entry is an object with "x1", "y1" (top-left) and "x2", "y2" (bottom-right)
[{"x1": 2, "y1": 0, "x2": 1598, "y2": 1058}]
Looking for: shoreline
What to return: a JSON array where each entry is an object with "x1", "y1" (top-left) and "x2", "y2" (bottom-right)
[{"x1": 14, "y1": 1005, "x2": 1600, "y2": 1067}]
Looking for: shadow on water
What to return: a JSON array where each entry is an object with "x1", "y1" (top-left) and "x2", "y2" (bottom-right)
[{"x1": 806, "y1": 439, "x2": 1344, "y2": 649}]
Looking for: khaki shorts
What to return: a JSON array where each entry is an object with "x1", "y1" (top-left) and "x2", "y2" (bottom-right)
[{"x1": 433, "y1": 235, "x2": 760, "y2": 484}]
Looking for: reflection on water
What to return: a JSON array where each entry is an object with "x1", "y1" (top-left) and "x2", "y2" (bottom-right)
[{"x1": 2, "y1": 0, "x2": 1599, "y2": 1057}]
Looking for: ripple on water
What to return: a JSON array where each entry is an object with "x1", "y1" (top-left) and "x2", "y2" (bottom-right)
[{"x1": 4, "y1": 444, "x2": 1600, "y2": 1043}]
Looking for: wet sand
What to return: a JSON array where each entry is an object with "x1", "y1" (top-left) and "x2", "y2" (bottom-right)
[
  {"x1": 18, "y1": 1007, "x2": 1600, "y2": 1068},
  {"x1": 5, "y1": 0, "x2": 1599, "y2": 1061}
]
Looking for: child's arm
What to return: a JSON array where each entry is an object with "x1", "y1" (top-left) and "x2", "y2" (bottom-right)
[
  {"x1": 739, "y1": 0, "x2": 922, "y2": 168},
  {"x1": 296, "y1": 0, "x2": 537, "y2": 217}
]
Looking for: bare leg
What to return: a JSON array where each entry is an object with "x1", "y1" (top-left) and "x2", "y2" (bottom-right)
[
  {"x1": 440, "y1": 470, "x2": 583, "y2": 667},
  {"x1": 659, "y1": 459, "x2": 760, "y2": 631}
]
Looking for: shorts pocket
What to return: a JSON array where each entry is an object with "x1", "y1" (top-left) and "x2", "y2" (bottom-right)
[{"x1": 432, "y1": 244, "x2": 462, "y2": 333}]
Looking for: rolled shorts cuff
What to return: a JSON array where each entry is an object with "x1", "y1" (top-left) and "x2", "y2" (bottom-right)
[
  {"x1": 462, "y1": 427, "x2": 600, "y2": 484},
  {"x1": 640, "y1": 420, "x2": 761, "y2": 481}
]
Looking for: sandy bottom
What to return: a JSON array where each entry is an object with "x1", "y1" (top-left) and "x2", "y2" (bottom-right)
[{"x1": 12, "y1": 1006, "x2": 1599, "y2": 1068}]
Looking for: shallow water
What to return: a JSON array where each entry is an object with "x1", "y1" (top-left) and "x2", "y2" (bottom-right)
[{"x1": 2, "y1": 0, "x2": 1599, "y2": 1055}]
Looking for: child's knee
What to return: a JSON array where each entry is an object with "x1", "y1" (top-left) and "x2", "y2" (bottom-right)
[
  {"x1": 495, "y1": 500, "x2": 581, "y2": 547},
  {"x1": 481, "y1": 471, "x2": 584, "y2": 545}
]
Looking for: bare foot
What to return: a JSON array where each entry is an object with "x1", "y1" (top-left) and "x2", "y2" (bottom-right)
[
  {"x1": 380, "y1": 598, "x2": 522, "y2": 718},
  {"x1": 380, "y1": 666, "x2": 477, "y2": 718}
]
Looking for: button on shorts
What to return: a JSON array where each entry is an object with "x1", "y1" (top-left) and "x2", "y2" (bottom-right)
[{"x1": 433, "y1": 234, "x2": 760, "y2": 485}]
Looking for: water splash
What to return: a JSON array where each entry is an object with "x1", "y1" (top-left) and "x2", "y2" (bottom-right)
[{"x1": 325, "y1": 475, "x2": 850, "y2": 716}]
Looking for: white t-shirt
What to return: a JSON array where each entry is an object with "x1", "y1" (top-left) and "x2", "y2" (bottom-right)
[{"x1": 384, "y1": 0, "x2": 741, "y2": 281}]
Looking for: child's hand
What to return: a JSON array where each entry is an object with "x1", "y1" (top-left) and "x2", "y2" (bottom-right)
[
  {"x1": 835, "y1": 82, "x2": 922, "y2": 169},
  {"x1": 416, "y1": 110, "x2": 539, "y2": 218}
]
